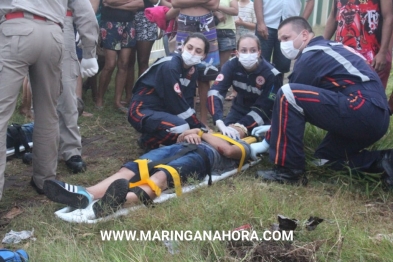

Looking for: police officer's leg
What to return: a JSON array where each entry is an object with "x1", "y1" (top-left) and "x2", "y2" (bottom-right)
[
  {"x1": 140, "y1": 112, "x2": 190, "y2": 149},
  {"x1": 30, "y1": 21, "x2": 63, "y2": 190},
  {"x1": 0, "y1": 20, "x2": 31, "y2": 198},
  {"x1": 57, "y1": 49, "x2": 85, "y2": 172}
]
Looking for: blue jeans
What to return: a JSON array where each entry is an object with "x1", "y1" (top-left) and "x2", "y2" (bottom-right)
[
  {"x1": 123, "y1": 143, "x2": 211, "y2": 187},
  {"x1": 256, "y1": 27, "x2": 291, "y2": 74}
]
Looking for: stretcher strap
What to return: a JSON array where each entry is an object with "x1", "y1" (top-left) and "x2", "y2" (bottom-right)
[
  {"x1": 134, "y1": 159, "x2": 150, "y2": 180},
  {"x1": 129, "y1": 179, "x2": 162, "y2": 197},
  {"x1": 129, "y1": 159, "x2": 161, "y2": 196},
  {"x1": 241, "y1": 136, "x2": 258, "y2": 145},
  {"x1": 154, "y1": 164, "x2": 182, "y2": 197},
  {"x1": 213, "y1": 134, "x2": 246, "y2": 172}
]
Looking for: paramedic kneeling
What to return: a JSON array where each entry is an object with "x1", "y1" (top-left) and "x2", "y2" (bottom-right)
[{"x1": 255, "y1": 16, "x2": 392, "y2": 188}]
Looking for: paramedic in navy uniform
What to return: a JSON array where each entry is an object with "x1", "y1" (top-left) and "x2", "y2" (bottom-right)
[
  {"x1": 128, "y1": 33, "x2": 208, "y2": 150},
  {"x1": 255, "y1": 16, "x2": 393, "y2": 189},
  {"x1": 207, "y1": 33, "x2": 282, "y2": 139}
]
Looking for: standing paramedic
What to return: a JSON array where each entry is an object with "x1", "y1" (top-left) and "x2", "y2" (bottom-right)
[
  {"x1": 0, "y1": 0, "x2": 68, "y2": 199},
  {"x1": 255, "y1": 17, "x2": 393, "y2": 190}
]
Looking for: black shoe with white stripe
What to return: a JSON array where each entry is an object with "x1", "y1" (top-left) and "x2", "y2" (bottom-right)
[
  {"x1": 93, "y1": 179, "x2": 129, "y2": 218},
  {"x1": 43, "y1": 179, "x2": 93, "y2": 209}
]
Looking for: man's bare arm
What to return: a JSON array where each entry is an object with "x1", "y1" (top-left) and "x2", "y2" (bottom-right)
[
  {"x1": 104, "y1": 0, "x2": 157, "y2": 7},
  {"x1": 372, "y1": 0, "x2": 393, "y2": 71},
  {"x1": 236, "y1": 18, "x2": 256, "y2": 31},
  {"x1": 216, "y1": 0, "x2": 238, "y2": 16},
  {"x1": 103, "y1": 0, "x2": 131, "y2": 6},
  {"x1": 302, "y1": 0, "x2": 314, "y2": 20},
  {"x1": 104, "y1": 0, "x2": 145, "y2": 11},
  {"x1": 171, "y1": 0, "x2": 209, "y2": 9},
  {"x1": 161, "y1": 0, "x2": 173, "y2": 8},
  {"x1": 254, "y1": 0, "x2": 268, "y2": 40},
  {"x1": 178, "y1": 128, "x2": 245, "y2": 160},
  {"x1": 166, "y1": 8, "x2": 180, "y2": 20},
  {"x1": 201, "y1": 0, "x2": 219, "y2": 11},
  {"x1": 323, "y1": 0, "x2": 337, "y2": 40}
]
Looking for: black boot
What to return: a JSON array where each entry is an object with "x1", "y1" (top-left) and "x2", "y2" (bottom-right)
[
  {"x1": 65, "y1": 155, "x2": 87, "y2": 174},
  {"x1": 375, "y1": 150, "x2": 393, "y2": 191},
  {"x1": 256, "y1": 165, "x2": 308, "y2": 185}
]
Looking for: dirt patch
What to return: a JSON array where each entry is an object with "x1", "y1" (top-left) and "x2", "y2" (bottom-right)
[{"x1": 226, "y1": 239, "x2": 324, "y2": 262}]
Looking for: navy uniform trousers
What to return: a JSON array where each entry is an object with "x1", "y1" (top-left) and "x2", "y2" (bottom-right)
[{"x1": 266, "y1": 83, "x2": 390, "y2": 171}]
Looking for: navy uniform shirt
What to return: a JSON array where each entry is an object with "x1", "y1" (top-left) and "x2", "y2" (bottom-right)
[
  {"x1": 290, "y1": 36, "x2": 388, "y2": 110},
  {"x1": 208, "y1": 57, "x2": 282, "y2": 129},
  {"x1": 132, "y1": 53, "x2": 202, "y2": 128}
]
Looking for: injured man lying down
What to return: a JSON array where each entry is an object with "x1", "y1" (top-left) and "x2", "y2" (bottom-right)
[{"x1": 43, "y1": 127, "x2": 270, "y2": 218}]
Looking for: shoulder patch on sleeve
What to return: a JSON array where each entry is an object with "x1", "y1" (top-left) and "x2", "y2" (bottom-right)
[
  {"x1": 215, "y1": 74, "x2": 224, "y2": 82},
  {"x1": 174, "y1": 83, "x2": 182, "y2": 94}
]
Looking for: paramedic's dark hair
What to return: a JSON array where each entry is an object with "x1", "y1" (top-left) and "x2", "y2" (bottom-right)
[
  {"x1": 184, "y1": 33, "x2": 210, "y2": 55},
  {"x1": 237, "y1": 33, "x2": 261, "y2": 50},
  {"x1": 278, "y1": 16, "x2": 314, "y2": 34}
]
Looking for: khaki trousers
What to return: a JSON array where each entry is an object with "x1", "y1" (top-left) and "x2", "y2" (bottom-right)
[
  {"x1": 57, "y1": 16, "x2": 82, "y2": 161},
  {"x1": 0, "y1": 18, "x2": 63, "y2": 198}
]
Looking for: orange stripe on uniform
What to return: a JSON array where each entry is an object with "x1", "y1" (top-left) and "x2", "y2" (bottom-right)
[
  {"x1": 275, "y1": 94, "x2": 285, "y2": 164},
  {"x1": 136, "y1": 101, "x2": 144, "y2": 117},
  {"x1": 209, "y1": 96, "x2": 215, "y2": 115},
  {"x1": 292, "y1": 90, "x2": 319, "y2": 95},
  {"x1": 281, "y1": 99, "x2": 289, "y2": 166},
  {"x1": 161, "y1": 121, "x2": 175, "y2": 127}
]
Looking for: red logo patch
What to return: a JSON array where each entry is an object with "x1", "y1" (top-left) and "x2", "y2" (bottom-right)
[
  {"x1": 174, "y1": 83, "x2": 181, "y2": 94},
  {"x1": 256, "y1": 76, "x2": 265, "y2": 86},
  {"x1": 215, "y1": 74, "x2": 224, "y2": 82}
]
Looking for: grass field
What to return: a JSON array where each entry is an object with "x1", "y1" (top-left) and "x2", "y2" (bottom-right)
[{"x1": 1, "y1": 28, "x2": 393, "y2": 261}]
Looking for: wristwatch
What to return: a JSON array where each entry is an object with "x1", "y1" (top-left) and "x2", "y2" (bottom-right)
[{"x1": 198, "y1": 127, "x2": 209, "y2": 137}]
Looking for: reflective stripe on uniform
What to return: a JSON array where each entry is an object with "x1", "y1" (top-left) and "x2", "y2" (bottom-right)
[
  {"x1": 303, "y1": 45, "x2": 370, "y2": 82},
  {"x1": 207, "y1": 89, "x2": 224, "y2": 104},
  {"x1": 233, "y1": 81, "x2": 262, "y2": 95},
  {"x1": 179, "y1": 78, "x2": 190, "y2": 87},
  {"x1": 247, "y1": 111, "x2": 264, "y2": 126},
  {"x1": 281, "y1": 84, "x2": 304, "y2": 115},
  {"x1": 177, "y1": 107, "x2": 195, "y2": 119}
]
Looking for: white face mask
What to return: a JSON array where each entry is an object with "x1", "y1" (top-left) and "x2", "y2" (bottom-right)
[
  {"x1": 182, "y1": 50, "x2": 203, "y2": 66},
  {"x1": 238, "y1": 53, "x2": 259, "y2": 70},
  {"x1": 280, "y1": 32, "x2": 304, "y2": 60}
]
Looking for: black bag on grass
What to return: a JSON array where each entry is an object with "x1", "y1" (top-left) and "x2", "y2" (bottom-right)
[{"x1": 6, "y1": 123, "x2": 34, "y2": 159}]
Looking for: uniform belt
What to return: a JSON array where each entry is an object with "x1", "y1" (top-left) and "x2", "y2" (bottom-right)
[
  {"x1": 5, "y1": 11, "x2": 61, "y2": 28},
  {"x1": 66, "y1": 10, "x2": 73, "y2": 17}
]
